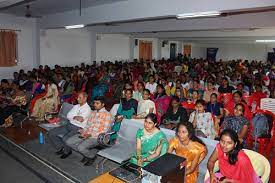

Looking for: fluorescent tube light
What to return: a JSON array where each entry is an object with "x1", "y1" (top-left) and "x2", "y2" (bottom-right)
[
  {"x1": 255, "y1": 40, "x2": 275, "y2": 43},
  {"x1": 65, "y1": 24, "x2": 85, "y2": 29},
  {"x1": 177, "y1": 11, "x2": 221, "y2": 19}
]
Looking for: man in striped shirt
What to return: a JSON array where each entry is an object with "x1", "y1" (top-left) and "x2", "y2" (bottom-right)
[{"x1": 66, "y1": 96, "x2": 113, "y2": 166}]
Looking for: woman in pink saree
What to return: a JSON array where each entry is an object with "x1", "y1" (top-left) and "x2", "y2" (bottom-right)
[{"x1": 153, "y1": 84, "x2": 171, "y2": 123}]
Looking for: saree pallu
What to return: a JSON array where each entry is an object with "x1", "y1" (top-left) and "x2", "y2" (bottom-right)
[
  {"x1": 31, "y1": 84, "x2": 59, "y2": 120},
  {"x1": 29, "y1": 84, "x2": 48, "y2": 114},
  {"x1": 154, "y1": 96, "x2": 171, "y2": 124},
  {"x1": 130, "y1": 129, "x2": 168, "y2": 167}
]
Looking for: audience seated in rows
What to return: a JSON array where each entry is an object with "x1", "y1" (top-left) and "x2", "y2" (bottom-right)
[{"x1": 0, "y1": 57, "x2": 274, "y2": 181}]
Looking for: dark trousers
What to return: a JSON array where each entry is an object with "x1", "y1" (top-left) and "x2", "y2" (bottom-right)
[{"x1": 48, "y1": 123, "x2": 80, "y2": 154}]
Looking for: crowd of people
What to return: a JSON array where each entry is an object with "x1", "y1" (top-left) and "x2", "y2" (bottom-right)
[{"x1": 0, "y1": 57, "x2": 274, "y2": 182}]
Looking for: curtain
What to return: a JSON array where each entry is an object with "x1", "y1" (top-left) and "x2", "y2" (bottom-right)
[
  {"x1": 139, "y1": 41, "x2": 152, "y2": 61},
  {"x1": 0, "y1": 31, "x2": 17, "y2": 67}
]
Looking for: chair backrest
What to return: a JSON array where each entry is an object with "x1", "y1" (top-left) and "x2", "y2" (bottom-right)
[
  {"x1": 244, "y1": 149, "x2": 270, "y2": 183},
  {"x1": 260, "y1": 98, "x2": 275, "y2": 114},
  {"x1": 58, "y1": 102, "x2": 74, "y2": 121},
  {"x1": 218, "y1": 93, "x2": 233, "y2": 107},
  {"x1": 243, "y1": 95, "x2": 254, "y2": 106}
]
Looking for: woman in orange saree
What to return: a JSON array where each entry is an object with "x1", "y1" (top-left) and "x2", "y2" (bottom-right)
[{"x1": 168, "y1": 122, "x2": 207, "y2": 183}]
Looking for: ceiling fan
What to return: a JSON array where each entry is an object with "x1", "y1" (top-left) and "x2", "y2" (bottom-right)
[{"x1": 24, "y1": 4, "x2": 42, "y2": 18}]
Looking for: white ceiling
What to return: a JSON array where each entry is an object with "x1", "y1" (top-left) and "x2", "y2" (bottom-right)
[
  {"x1": 1, "y1": 0, "x2": 275, "y2": 43},
  {"x1": 0, "y1": 0, "x2": 125, "y2": 16}
]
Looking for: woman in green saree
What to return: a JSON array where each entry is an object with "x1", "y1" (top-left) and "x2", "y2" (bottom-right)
[{"x1": 130, "y1": 113, "x2": 168, "y2": 167}]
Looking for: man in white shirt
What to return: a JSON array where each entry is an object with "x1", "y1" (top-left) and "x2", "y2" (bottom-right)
[{"x1": 48, "y1": 92, "x2": 91, "y2": 159}]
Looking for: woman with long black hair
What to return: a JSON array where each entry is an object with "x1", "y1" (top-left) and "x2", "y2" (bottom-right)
[
  {"x1": 207, "y1": 129, "x2": 261, "y2": 183},
  {"x1": 168, "y1": 122, "x2": 207, "y2": 183}
]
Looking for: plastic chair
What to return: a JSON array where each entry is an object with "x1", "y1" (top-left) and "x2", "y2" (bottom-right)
[
  {"x1": 218, "y1": 93, "x2": 233, "y2": 108},
  {"x1": 243, "y1": 95, "x2": 254, "y2": 106},
  {"x1": 204, "y1": 149, "x2": 271, "y2": 183},
  {"x1": 260, "y1": 98, "x2": 275, "y2": 114}
]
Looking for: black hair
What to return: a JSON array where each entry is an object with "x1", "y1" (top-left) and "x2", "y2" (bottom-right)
[
  {"x1": 157, "y1": 84, "x2": 165, "y2": 90},
  {"x1": 233, "y1": 90, "x2": 243, "y2": 98},
  {"x1": 171, "y1": 96, "x2": 180, "y2": 103},
  {"x1": 220, "y1": 129, "x2": 242, "y2": 165},
  {"x1": 176, "y1": 122, "x2": 206, "y2": 146},
  {"x1": 210, "y1": 93, "x2": 218, "y2": 98},
  {"x1": 234, "y1": 103, "x2": 245, "y2": 114},
  {"x1": 125, "y1": 88, "x2": 133, "y2": 94},
  {"x1": 1, "y1": 79, "x2": 9, "y2": 84},
  {"x1": 145, "y1": 113, "x2": 159, "y2": 128},
  {"x1": 143, "y1": 89, "x2": 150, "y2": 95},
  {"x1": 137, "y1": 82, "x2": 145, "y2": 88},
  {"x1": 195, "y1": 99, "x2": 206, "y2": 106},
  {"x1": 93, "y1": 96, "x2": 105, "y2": 104}
]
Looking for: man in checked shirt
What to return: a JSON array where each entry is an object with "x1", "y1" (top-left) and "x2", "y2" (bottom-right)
[{"x1": 66, "y1": 96, "x2": 113, "y2": 166}]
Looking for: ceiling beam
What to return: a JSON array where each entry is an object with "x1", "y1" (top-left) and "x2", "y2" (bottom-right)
[
  {"x1": 89, "y1": 11, "x2": 275, "y2": 34},
  {"x1": 40, "y1": 0, "x2": 275, "y2": 28}
]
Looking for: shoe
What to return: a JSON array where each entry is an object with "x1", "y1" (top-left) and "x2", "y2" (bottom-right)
[
  {"x1": 80, "y1": 157, "x2": 89, "y2": 163},
  {"x1": 84, "y1": 156, "x2": 97, "y2": 166},
  {"x1": 60, "y1": 151, "x2": 72, "y2": 159},
  {"x1": 55, "y1": 148, "x2": 64, "y2": 155}
]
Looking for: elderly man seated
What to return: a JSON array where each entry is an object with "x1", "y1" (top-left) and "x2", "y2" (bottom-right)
[
  {"x1": 48, "y1": 92, "x2": 91, "y2": 159},
  {"x1": 65, "y1": 96, "x2": 113, "y2": 166}
]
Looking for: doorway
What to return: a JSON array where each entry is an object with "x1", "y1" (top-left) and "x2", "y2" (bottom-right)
[
  {"x1": 139, "y1": 41, "x2": 152, "y2": 61},
  {"x1": 170, "y1": 43, "x2": 176, "y2": 60}
]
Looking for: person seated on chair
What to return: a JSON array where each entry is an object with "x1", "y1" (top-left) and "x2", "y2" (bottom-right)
[
  {"x1": 65, "y1": 96, "x2": 112, "y2": 166},
  {"x1": 168, "y1": 122, "x2": 207, "y2": 183},
  {"x1": 0, "y1": 83, "x2": 27, "y2": 127},
  {"x1": 221, "y1": 103, "x2": 249, "y2": 145},
  {"x1": 206, "y1": 129, "x2": 261, "y2": 183},
  {"x1": 130, "y1": 113, "x2": 168, "y2": 167},
  {"x1": 225, "y1": 91, "x2": 251, "y2": 120},
  {"x1": 206, "y1": 93, "x2": 224, "y2": 126},
  {"x1": 115, "y1": 89, "x2": 138, "y2": 122},
  {"x1": 189, "y1": 99, "x2": 217, "y2": 139},
  {"x1": 161, "y1": 96, "x2": 188, "y2": 130},
  {"x1": 48, "y1": 92, "x2": 91, "y2": 159},
  {"x1": 218, "y1": 77, "x2": 235, "y2": 94},
  {"x1": 133, "y1": 89, "x2": 156, "y2": 119},
  {"x1": 133, "y1": 82, "x2": 144, "y2": 102}
]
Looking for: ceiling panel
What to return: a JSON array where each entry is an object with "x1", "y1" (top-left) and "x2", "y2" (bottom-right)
[{"x1": 0, "y1": 0, "x2": 126, "y2": 16}]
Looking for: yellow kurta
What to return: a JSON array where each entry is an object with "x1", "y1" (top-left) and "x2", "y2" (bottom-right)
[{"x1": 169, "y1": 137, "x2": 206, "y2": 183}]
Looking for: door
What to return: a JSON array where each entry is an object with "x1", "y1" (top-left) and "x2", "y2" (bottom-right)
[
  {"x1": 139, "y1": 41, "x2": 152, "y2": 61},
  {"x1": 170, "y1": 43, "x2": 176, "y2": 60}
]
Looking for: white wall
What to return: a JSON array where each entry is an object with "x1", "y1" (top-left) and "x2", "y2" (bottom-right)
[
  {"x1": 0, "y1": 14, "x2": 38, "y2": 79},
  {"x1": 40, "y1": 29, "x2": 92, "y2": 67},
  {"x1": 96, "y1": 34, "x2": 130, "y2": 62},
  {"x1": 191, "y1": 43, "x2": 275, "y2": 61}
]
